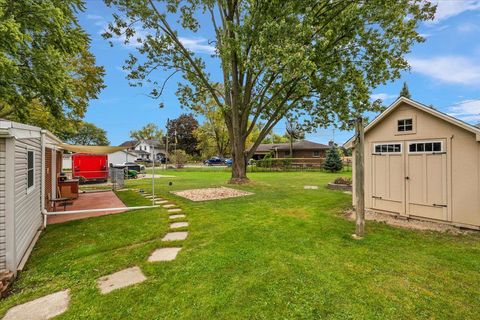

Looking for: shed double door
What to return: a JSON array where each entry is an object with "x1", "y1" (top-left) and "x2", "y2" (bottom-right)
[{"x1": 371, "y1": 140, "x2": 448, "y2": 221}]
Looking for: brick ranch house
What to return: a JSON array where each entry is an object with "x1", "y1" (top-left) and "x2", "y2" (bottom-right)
[{"x1": 250, "y1": 140, "x2": 331, "y2": 160}]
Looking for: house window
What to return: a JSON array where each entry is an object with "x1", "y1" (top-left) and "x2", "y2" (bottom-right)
[
  {"x1": 408, "y1": 141, "x2": 442, "y2": 153},
  {"x1": 313, "y1": 151, "x2": 320, "y2": 157},
  {"x1": 27, "y1": 150, "x2": 35, "y2": 193},
  {"x1": 398, "y1": 118, "x2": 413, "y2": 132},
  {"x1": 373, "y1": 143, "x2": 402, "y2": 154}
]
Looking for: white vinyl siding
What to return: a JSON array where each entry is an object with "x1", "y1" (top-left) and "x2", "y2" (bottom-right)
[
  {"x1": 0, "y1": 139, "x2": 6, "y2": 271},
  {"x1": 14, "y1": 138, "x2": 42, "y2": 265}
]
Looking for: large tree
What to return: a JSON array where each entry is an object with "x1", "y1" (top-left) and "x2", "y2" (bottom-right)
[
  {"x1": 167, "y1": 114, "x2": 200, "y2": 156},
  {"x1": 192, "y1": 97, "x2": 230, "y2": 158},
  {"x1": 67, "y1": 122, "x2": 110, "y2": 146},
  {"x1": 0, "y1": 0, "x2": 105, "y2": 125},
  {"x1": 104, "y1": 0, "x2": 435, "y2": 183},
  {"x1": 130, "y1": 123, "x2": 165, "y2": 141}
]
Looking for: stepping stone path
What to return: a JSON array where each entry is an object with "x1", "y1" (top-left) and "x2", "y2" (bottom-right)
[
  {"x1": 3, "y1": 289, "x2": 70, "y2": 320},
  {"x1": 162, "y1": 231, "x2": 188, "y2": 241},
  {"x1": 170, "y1": 222, "x2": 188, "y2": 229},
  {"x1": 97, "y1": 266, "x2": 147, "y2": 294},
  {"x1": 5, "y1": 192, "x2": 190, "y2": 316},
  {"x1": 148, "y1": 247, "x2": 182, "y2": 262}
]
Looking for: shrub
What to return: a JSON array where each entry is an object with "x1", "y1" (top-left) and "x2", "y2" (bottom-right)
[
  {"x1": 322, "y1": 146, "x2": 343, "y2": 172},
  {"x1": 333, "y1": 177, "x2": 352, "y2": 185},
  {"x1": 170, "y1": 150, "x2": 188, "y2": 168}
]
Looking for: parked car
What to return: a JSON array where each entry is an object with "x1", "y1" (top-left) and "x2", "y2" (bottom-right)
[
  {"x1": 204, "y1": 157, "x2": 224, "y2": 166},
  {"x1": 123, "y1": 162, "x2": 145, "y2": 172},
  {"x1": 224, "y1": 158, "x2": 233, "y2": 167}
]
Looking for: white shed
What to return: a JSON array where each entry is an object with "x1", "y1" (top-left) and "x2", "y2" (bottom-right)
[
  {"x1": 108, "y1": 150, "x2": 137, "y2": 166},
  {"x1": 0, "y1": 120, "x2": 62, "y2": 274}
]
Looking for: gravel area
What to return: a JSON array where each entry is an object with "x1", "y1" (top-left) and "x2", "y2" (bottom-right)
[
  {"x1": 346, "y1": 209, "x2": 469, "y2": 234},
  {"x1": 172, "y1": 187, "x2": 253, "y2": 201}
]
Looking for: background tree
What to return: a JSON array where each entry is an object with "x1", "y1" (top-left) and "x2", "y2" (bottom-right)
[
  {"x1": 192, "y1": 96, "x2": 230, "y2": 158},
  {"x1": 67, "y1": 122, "x2": 110, "y2": 146},
  {"x1": 130, "y1": 123, "x2": 164, "y2": 141},
  {"x1": 167, "y1": 114, "x2": 199, "y2": 156},
  {"x1": 285, "y1": 121, "x2": 305, "y2": 157},
  {"x1": 323, "y1": 146, "x2": 343, "y2": 172},
  {"x1": 104, "y1": 0, "x2": 435, "y2": 183},
  {"x1": 0, "y1": 0, "x2": 105, "y2": 128},
  {"x1": 399, "y1": 82, "x2": 411, "y2": 99}
]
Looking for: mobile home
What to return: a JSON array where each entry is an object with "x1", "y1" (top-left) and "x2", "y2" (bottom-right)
[{"x1": 0, "y1": 120, "x2": 62, "y2": 274}]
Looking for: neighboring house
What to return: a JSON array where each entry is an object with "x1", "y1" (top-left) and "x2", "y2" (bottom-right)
[
  {"x1": 0, "y1": 120, "x2": 63, "y2": 274},
  {"x1": 250, "y1": 140, "x2": 330, "y2": 160},
  {"x1": 345, "y1": 97, "x2": 480, "y2": 229},
  {"x1": 108, "y1": 150, "x2": 137, "y2": 166},
  {"x1": 120, "y1": 139, "x2": 166, "y2": 161}
]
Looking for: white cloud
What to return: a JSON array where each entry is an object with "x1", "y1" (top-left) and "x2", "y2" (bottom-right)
[
  {"x1": 178, "y1": 37, "x2": 216, "y2": 54},
  {"x1": 86, "y1": 14, "x2": 106, "y2": 26},
  {"x1": 429, "y1": 0, "x2": 480, "y2": 22},
  {"x1": 409, "y1": 56, "x2": 480, "y2": 85},
  {"x1": 370, "y1": 93, "x2": 396, "y2": 101},
  {"x1": 457, "y1": 22, "x2": 480, "y2": 33},
  {"x1": 447, "y1": 99, "x2": 480, "y2": 122}
]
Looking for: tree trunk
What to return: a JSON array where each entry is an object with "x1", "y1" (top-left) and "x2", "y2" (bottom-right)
[
  {"x1": 354, "y1": 117, "x2": 365, "y2": 238},
  {"x1": 230, "y1": 132, "x2": 249, "y2": 184}
]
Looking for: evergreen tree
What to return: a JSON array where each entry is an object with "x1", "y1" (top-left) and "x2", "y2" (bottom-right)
[
  {"x1": 323, "y1": 146, "x2": 343, "y2": 172},
  {"x1": 399, "y1": 82, "x2": 411, "y2": 99}
]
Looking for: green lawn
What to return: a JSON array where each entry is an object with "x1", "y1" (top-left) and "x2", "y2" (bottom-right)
[{"x1": 1, "y1": 171, "x2": 479, "y2": 319}]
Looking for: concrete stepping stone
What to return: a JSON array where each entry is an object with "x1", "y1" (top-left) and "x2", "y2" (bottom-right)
[
  {"x1": 170, "y1": 222, "x2": 188, "y2": 229},
  {"x1": 97, "y1": 266, "x2": 147, "y2": 294},
  {"x1": 162, "y1": 232, "x2": 188, "y2": 241},
  {"x1": 3, "y1": 289, "x2": 70, "y2": 320},
  {"x1": 163, "y1": 204, "x2": 176, "y2": 208},
  {"x1": 155, "y1": 200, "x2": 168, "y2": 204},
  {"x1": 169, "y1": 214, "x2": 186, "y2": 219},
  {"x1": 304, "y1": 185, "x2": 319, "y2": 190},
  {"x1": 167, "y1": 208, "x2": 182, "y2": 213},
  {"x1": 148, "y1": 247, "x2": 182, "y2": 262}
]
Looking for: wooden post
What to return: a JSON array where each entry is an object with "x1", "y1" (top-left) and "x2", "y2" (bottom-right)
[{"x1": 354, "y1": 117, "x2": 365, "y2": 239}]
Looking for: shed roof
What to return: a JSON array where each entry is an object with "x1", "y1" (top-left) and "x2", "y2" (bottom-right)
[{"x1": 343, "y1": 97, "x2": 480, "y2": 148}]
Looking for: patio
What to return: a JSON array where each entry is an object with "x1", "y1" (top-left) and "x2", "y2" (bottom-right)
[{"x1": 47, "y1": 191, "x2": 127, "y2": 224}]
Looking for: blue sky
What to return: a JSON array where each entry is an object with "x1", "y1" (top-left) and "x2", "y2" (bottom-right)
[{"x1": 78, "y1": 0, "x2": 480, "y2": 146}]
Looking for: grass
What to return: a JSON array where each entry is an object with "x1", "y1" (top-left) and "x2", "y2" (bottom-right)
[{"x1": 1, "y1": 171, "x2": 479, "y2": 319}]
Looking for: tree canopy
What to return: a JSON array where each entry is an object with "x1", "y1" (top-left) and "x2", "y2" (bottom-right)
[
  {"x1": 130, "y1": 123, "x2": 165, "y2": 141},
  {"x1": 67, "y1": 122, "x2": 110, "y2": 146},
  {"x1": 399, "y1": 82, "x2": 411, "y2": 99},
  {"x1": 167, "y1": 114, "x2": 200, "y2": 156},
  {"x1": 0, "y1": 0, "x2": 105, "y2": 125},
  {"x1": 104, "y1": 0, "x2": 435, "y2": 182}
]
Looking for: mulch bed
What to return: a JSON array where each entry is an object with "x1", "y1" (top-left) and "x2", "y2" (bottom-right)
[{"x1": 172, "y1": 187, "x2": 253, "y2": 201}]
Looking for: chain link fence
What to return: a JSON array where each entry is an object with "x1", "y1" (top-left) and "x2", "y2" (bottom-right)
[{"x1": 109, "y1": 167, "x2": 125, "y2": 190}]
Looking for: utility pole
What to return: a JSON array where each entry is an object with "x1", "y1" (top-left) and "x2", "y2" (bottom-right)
[{"x1": 353, "y1": 117, "x2": 365, "y2": 239}]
